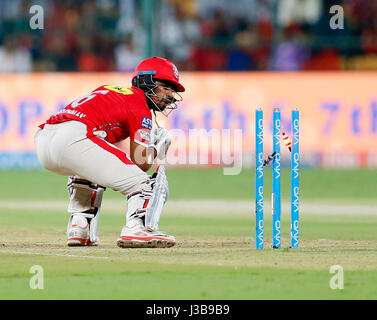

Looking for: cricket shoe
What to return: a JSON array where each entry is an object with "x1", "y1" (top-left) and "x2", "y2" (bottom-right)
[
  {"x1": 117, "y1": 223, "x2": 175, "y2": 248},
  {"x1": 67, "y1": 215, "x2": 96, "y2": 246}
]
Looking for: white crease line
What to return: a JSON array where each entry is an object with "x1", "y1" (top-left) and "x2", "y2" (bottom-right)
[{"x1": 0, "y1": 250, "x2": 109, "y2": 259}]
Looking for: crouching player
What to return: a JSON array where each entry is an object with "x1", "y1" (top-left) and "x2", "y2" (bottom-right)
[{"x1": 34, "y1": 57, "x2": 185, "y2": 248}]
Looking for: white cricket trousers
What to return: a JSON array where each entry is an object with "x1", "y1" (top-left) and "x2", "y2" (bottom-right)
[{"x1": 34, "y1": 120, "x2": 149, "y2": 196}]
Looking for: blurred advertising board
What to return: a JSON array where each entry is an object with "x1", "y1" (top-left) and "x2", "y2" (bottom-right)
[{"x1": 0, "y1": 72, "x2": 376, "y2": 169}]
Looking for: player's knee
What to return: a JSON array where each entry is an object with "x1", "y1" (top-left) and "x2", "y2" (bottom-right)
[
  {"x1": 67, "y1": 177, "x2": 104, "y2": 213},
  {"x1": 113, "y1": 169, "x2": 150, "y2": 196}
]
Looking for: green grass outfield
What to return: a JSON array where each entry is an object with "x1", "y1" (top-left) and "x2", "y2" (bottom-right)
[
  {"x1": 1, "y1": 167, "x2": 376, "y2": 201},
  {"x1": 0, "y1": 168, "x2": 376, "y2": 300}
]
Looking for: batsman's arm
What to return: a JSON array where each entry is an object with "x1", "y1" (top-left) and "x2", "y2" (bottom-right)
[
  {"x1": 130, "y1": 127, "x2": 172, "y2": 171},
  {"x1": 130, "y1": 140, "x2": 154, "y2": 172}
]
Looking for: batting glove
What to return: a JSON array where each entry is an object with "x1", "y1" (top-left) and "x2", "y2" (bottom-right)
[{"x1": 149, "y1": 127, "x2": 172, "y2": 160}]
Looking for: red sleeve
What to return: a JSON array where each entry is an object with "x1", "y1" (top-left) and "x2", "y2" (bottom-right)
[{"x1": 127, "y1": 106, "x2": 153, "y2": 148}]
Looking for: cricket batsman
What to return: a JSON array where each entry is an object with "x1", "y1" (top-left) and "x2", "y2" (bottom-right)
[{"x1": 34, "y1": 57, "x2": 185, "y2": 248}]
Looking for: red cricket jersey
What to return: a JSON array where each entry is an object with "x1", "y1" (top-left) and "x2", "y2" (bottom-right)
[{"x1": 39, "y1": 85, "x2": 153, "y2": 147}]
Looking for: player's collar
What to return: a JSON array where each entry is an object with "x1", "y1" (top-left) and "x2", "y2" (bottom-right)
[
  {"x1": 131, "y1": 86, "x2": 147, "y2": 97},
  {"x1": 131, "y1": 86, "x2": 152, "y2": 113}
]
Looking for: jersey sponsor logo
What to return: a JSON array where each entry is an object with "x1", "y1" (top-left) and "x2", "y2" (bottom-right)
[
  {"x1": 93, "y1": 130, "x2": 107, "y2": 138},
  {"x1": 137, "y1": 129, "x2": 151, "y2": 142},
  {"x1": 141, "y1": 117, "x2": 152, "y2": 130},
  {"x1": 104, "y1": 85, "x2": 134, "y2": 95}
]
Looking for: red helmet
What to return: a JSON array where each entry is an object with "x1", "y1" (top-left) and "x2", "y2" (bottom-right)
[{"x1": 132, "y1": 57, "x2": 185, "y2": 92}]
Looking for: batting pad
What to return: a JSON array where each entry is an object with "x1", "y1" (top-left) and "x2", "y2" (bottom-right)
[{"x1": 145, "y1": 165, "x2": 169, "y2": 231}]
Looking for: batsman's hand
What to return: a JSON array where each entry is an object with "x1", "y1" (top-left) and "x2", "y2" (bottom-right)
[{"x1": 149, "y1": 127, "x2": 172, "y2": 160}]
